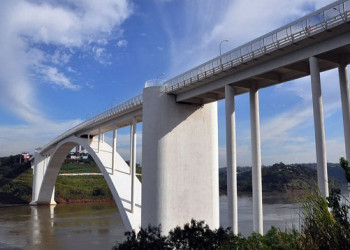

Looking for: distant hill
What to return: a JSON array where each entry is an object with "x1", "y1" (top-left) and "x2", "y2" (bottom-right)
[
  {"x1": 219, "y1": 162, "x2": 347, "y2": 194},
  {"x1": 0, "y1": 155, "x2": 32, "y2": 203}
]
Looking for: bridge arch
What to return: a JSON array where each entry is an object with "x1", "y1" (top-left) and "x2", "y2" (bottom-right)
[{"x1": 33, "y1": 136, "x2": 141, "y2": 231}]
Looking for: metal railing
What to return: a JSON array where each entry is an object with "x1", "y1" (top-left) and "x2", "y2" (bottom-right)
[
  {"x1": 164, "y1": 0, "x2": 350, "y2": 93},
  {"x1": 39, "y1": 93, "x2": 143, "y2": 153}
]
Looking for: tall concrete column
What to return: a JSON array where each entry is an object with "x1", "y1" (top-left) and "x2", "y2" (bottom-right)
[
  {"x1": 112, "y1": 129, "x2": 117, "y2": 175},
  {"x1": 142, "y1": 86, "x2": 219, "y2": 233},
  {"x1": 225, "y1": 84, "x2": 238, "y2": 234},
  {"x1": 130, "y1": 118, "x2": 137, "y2": 213},
  {"x1": 30, "y1": 152, "x2": 44, "y2": 205},
  {"x1": 249, "y1": 83, "x2": 263, "y2": 234},
  {"x1": 339, "y1": 64, "x2": 350, "y2": 161},
  {"x1": 309, "y1": 56, "x2": 329, "y2": 197}
]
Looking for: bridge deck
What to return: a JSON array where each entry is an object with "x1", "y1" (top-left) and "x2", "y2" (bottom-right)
[{"x1": 164, "y1": 0, "x2": 350, "y2": 104}]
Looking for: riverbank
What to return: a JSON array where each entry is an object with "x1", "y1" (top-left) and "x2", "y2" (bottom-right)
[
  {"x1": 1, "y1": 155, "x2": 347, "y2": 205},
  {"x1": 0, "y1": 155, "x2": 113, "y2": 204}
]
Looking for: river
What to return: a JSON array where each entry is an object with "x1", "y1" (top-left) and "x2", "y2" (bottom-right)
[{"x1": 0, "y1": 193, "x2": 308, "y2": 249}]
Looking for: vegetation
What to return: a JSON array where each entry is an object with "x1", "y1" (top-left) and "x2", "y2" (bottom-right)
[
  {"x1": 0, "y1": 155, "x2": 32, "y2": 203},
  {"x1": 54, "y1": 174, "x2": 112, "y2": 202},
  {"x1": 59, "y1": 161, "x2": 101, "y2": 173},
  {"x1": 115, "y1": 158, "x2": 350, "y2": 249},
  {"x1": 219, "y1": 162, "x2": 345, "y2": 194},
  {"x1": 114, "y1": 190, "x2": 350, "y2": 249},
  {"x1": 0, "y1": 155, "x2": 114, "y2": 204},
  {"x1": 0, "y1": 155, "x2": 144, "y2": 204}
]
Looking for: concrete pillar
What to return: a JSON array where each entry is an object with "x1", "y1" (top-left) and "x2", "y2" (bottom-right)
[
  {"x1": 249, "y1": 82, "x2": 263, "y2": 234},
  {"x1": 130, "y1": 118, "x2": 137, "y2": 213},
  {"x1": 309, "y1": 56, "x2": 329, "y2": 197},
  {"x1": 225, "y1": 84, "x2": 238, "y2": 234},
  {"x1": 112, "y1": 129, "x2": 117, "y2": 175},
  {"x1": 142, "y1": 86, "x2": 219, "y2": 233},
  {"x1": 30, "y1": 152, "x2": 44, "y2": 205},
  {"x1": 339, "y1": 64, "x2": 350, "y2": 161},
  {"x1": 50, "y1": 186, "x2": 56, "y2": 205}
]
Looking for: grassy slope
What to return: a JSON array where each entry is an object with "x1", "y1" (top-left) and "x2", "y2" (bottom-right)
[{"x1": 0, "y1": 155, "x2": 112, "y2": 204}]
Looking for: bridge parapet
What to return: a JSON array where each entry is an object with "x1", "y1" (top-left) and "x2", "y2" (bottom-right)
[
  {"x1": 39, "y1": 93, "x2": 143, "y2": 153},
  {"x1": 164, "y1": 0, "x2": 350, "y2": 93},
  {"x1": 144, "y1": 79, "x2": 165, "y2": 87}
]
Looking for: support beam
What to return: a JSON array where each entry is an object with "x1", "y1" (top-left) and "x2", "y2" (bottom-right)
[
  {"x1": 249, "y1": 82, "x2": 263, "y2": 234},
  {"x1": 339, "y1": 64, "x2": 350, "y2": 161},
  {"x1": 253, "y1": 72, "x2": 281, "y2": 83},
  {"x1": 225, "y1": 85, "x2": 238, "y2": 234},
  {"x1": 199, "y1": 92, "x2": 219, "y2": 101},
  {"x1": 309, "y1": 56, "x2": 329, "y2": 197},
  {"x1": 130, "y1": 118, "x2": 137, "y2": 213},
  {"x1": 112, "y1": 129, "x2": 117, "y2": 175},
  {"x1": 280, "y1": 63, "x2": 309, "y2": 74}
]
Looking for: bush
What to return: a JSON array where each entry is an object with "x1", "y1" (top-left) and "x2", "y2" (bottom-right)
[{"x1": 113, "y1": 219, "x2": 302, "y2": 249}]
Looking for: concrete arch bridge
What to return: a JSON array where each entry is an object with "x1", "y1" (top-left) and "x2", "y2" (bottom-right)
[{"x1": 31, "y1": 0, "x2": 350, "y2": 234}]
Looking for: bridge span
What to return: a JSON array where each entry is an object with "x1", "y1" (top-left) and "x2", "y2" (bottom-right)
[{"x1": 31, "y1": 0, "x2": 350, "y2": 235}]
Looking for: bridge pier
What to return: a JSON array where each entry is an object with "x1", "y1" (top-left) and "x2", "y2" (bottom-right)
[
  {"x1": 309, "y1": 56, "x2": 329, "y2": 197},
  {"x1": 141, "y1": 86, "x2": 219, "y2": 234},
  {"x1": 339, "y1": 64, "x2": 350, "y2": 161},
  {"x1": 249, "y1": 82, "x2": 263, "y2": 234},
  {"x1": 30, "y1": 152, "x2": 56, "y2": 205},
  {"x1": 225, "y1": 84, "x2": 238, "y2": 234}
]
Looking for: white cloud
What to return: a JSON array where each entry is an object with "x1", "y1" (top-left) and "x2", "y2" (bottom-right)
[
  {"x1": 50, "y1": 49, "x2": 72, "y2": 65},
  {"x1": 117, "y1": 39, "x2": 128, "y2": 48},
  {"x1": 0, "y1": 0, "x2": 133, "y2": 154},
  {"x1": 92, "y1": 46, "x2": 112, "y2": 64},
  {"x1": 161, "y1": 0, "x2": 334, "y2": 76},
  {"x1": 0, "y1": 119, "x2": 82, "y2": 156},
  {"x1": 0, "y1": 0, "x2": 132, "y2": 121},
  {"x1": 40, "y1": 66, "x2": 80, "y2": 90}
]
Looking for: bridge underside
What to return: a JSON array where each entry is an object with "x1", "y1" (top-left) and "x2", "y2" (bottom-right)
[{"x1": 174, "y1": 23, "x2": 350, "y2": 104}]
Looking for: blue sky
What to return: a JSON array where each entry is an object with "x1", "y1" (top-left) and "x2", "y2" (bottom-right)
[{"x1": 0, "y1": 0, "x2": 347, "y2": 167}]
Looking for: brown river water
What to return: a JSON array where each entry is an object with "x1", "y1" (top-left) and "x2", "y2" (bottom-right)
[{"x1": 0, "y1": 193, "x2": 308, "y2": 249}]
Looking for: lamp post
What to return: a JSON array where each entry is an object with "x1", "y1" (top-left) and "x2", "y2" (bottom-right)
[{"x1": 220, "y1": 39, "x2": 229, "y2": 66}]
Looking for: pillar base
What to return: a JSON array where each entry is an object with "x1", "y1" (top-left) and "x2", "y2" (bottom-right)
[{"x1": 29, "y1": 201, "x2": 57, "y2": 206}]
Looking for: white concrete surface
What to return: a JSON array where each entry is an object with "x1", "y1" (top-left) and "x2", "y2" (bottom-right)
[
  {"x1": 30, "y1": 136, "x2": 142, "y2": 231},
  {"x1": 339, "y1": 64, "x2": 350, "y2": 161},
  {"x1": 249, "y1": 83, "x2": 263, "y2": 234},
  {"x1": 141, "y1": 86, "x2": 219, "y2": 234},
  {"x1": 309, "y1": 56, "x2": 329, "y2": 197},
  {"x1": 225, "y1": 84, "x2": 238, "y2": 234}
]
